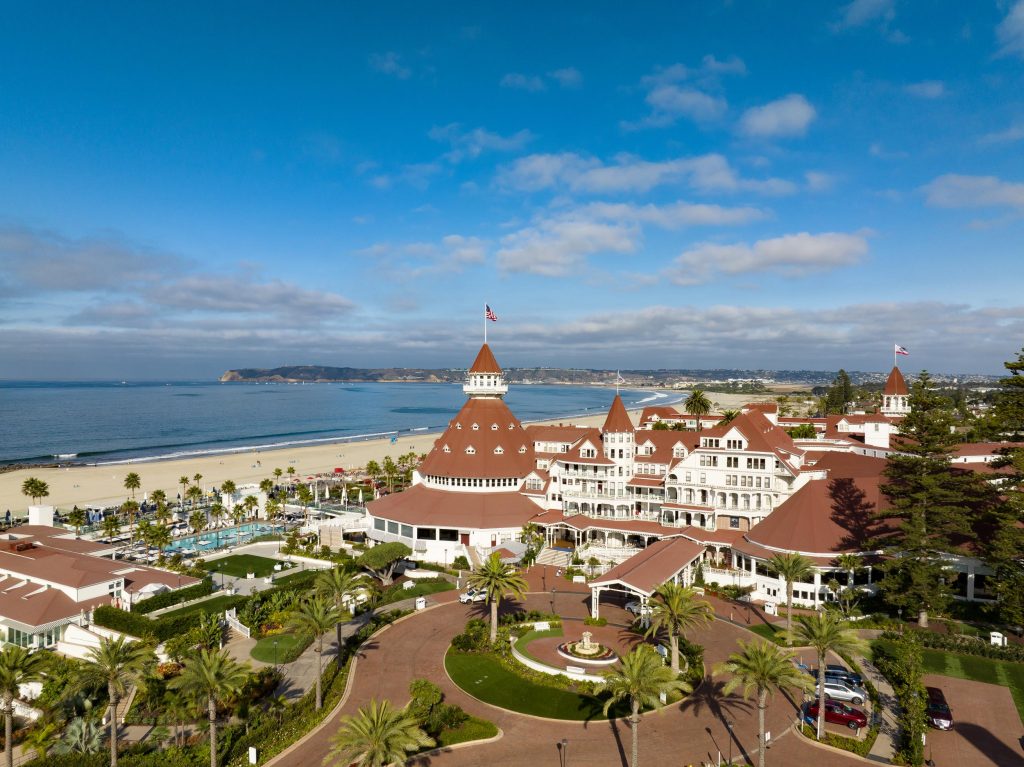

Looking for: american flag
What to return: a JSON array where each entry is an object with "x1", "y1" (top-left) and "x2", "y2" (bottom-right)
[{"x1": 485, "y1": 304, "x2": 498, "y2": 322}]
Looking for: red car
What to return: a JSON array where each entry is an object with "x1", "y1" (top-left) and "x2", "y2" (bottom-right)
[{"x1": 806, "y1": 700, "x2": 868, "y2": 730}]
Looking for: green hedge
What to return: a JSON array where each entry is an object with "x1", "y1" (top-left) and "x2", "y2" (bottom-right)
[
  {"x1": 93, "y1": 605, "x2": 204, "y2": 642},
  {"x1": 907, "y1": 627, "x2": 1024, "y2": 662},
  {"x1": 134, "y1": 577, "x2": 215, "y2": 614}
]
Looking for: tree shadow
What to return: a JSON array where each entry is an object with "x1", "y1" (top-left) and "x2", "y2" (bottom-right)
[
  {"x1": 955, "y1": 722, "x2": 1024, "y2": 766},
  {"x1": 829, "y1": 477, "x2": 886, "y2": 550},
  {"x1": 679, "y1": 678, "x2": 755, "y2": 766}
]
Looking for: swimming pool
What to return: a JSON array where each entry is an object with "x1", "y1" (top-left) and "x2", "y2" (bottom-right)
[{"x1": 165, "y1": 522, "x2": 285, "y2": 554}]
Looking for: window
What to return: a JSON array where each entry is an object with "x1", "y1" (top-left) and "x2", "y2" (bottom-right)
[
  {"x1": 726, "y1": 456, "x2": 739, "y2": 468},
  {"x1": 685, "y1": 472, "x2": 691, "y2": 482},
  {"x1": 699, "y1": 472, "x2": 706, "y2": 484},
  {"x1": 491, "y1": 423, "x2": 498, "y2": 430},
  {"x1": 746, "y1": 458, "x2": 766, "y2": 470},
  {"x1": 417, "y1": 527, "x2": 439, "y2": 540},
  {"x1": 471, "y1": 423, "x2": 479, "y2": 430},
  {"x1": 387, "y1": 521, "x2": 399, "y2": 534},
  {"x1": 465, "y1": 446, "x2": 476, "y2": 454},
  {"x1": 400, "y1": 524, "x2": 413, "y2": 538},
  {"x1": 494, "y1": 446, "x2": 504, "y2": 455},
  {"x1": 726, "y1": 439, "x2": 743, "y2": 450},
  {"x1": 374, "y1": 518, "x2": 386, "y2": 531},
  {"x1": 729, "y1": 516, "x2": 740, "y2": 529},
  {"x1": 438, "y1": 528, "x2": 459, "y2": 542}
]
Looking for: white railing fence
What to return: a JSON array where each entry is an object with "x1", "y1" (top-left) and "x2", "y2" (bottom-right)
[{"x1": 225, "y1": 607, "x2": 251, "y2": 639}]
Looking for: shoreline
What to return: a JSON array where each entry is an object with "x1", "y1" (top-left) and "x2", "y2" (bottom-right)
[{"x1": 0, "y1": 390, "x2": 756, "y2": 514}]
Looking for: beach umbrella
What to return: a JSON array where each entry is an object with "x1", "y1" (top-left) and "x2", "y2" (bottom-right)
[{"x1": 357, "y1": 489, "x2": 363, "y2": 505}]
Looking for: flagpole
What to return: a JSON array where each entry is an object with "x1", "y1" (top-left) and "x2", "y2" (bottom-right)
[{"x1": 483, "y1": 303, "x2": 487, "y2": 345}]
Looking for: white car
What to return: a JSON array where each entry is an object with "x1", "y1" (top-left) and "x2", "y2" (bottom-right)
[
  {"x1": 818, "y1": 679, "x2": 867, "y2": 706},
  {"x1": 625, "y1": 600, "x2": 651, "y2": 616},
  {"x1": 459, "y1": 588, "x2": 487, "y2": 604}
]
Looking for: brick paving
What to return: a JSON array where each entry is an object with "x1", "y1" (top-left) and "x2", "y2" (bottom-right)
[
  {"x1": 921, "y1": 674, "x2": 1024, "y2": 767},
  {"x1": 268, "y1": 585, "x2": 868, "y2": 767}
]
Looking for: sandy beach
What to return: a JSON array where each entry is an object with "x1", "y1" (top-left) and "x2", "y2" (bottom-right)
[{"x1": 0, "y1": 392, "x2": 757, "y2": 514}]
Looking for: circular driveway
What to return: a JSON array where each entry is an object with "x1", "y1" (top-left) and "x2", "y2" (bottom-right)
[{"x1": 275, "y1": 588, "x2": 866, "y2": 766}]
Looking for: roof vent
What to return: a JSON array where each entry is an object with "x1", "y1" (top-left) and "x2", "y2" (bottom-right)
[
  {"x1": 491, "y1": 424, "x2": 498, "y2": 431},
  {"x1": 471, "y1": 423, "x2": 479, "y2": 431}
]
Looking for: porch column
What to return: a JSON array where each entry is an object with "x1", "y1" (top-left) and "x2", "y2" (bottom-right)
[
  {"x1": 813, "y1": 570, "x2": 822, "y2": 608},
  {"x1": 591, "y1": 586, "x2": 601, "y2": 618}
]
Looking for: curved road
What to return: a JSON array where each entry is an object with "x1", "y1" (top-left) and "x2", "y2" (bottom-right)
[{"x1": 275, "y1": 589, "x2": 865, "y2": 766}]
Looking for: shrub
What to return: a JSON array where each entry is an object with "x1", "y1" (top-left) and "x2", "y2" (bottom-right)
[
  {"x1": 134, "y1": 577, "x2": 214, "y2": 614},
  {"x1": 451, "y1": 619, "x2": 490, "y2": 652},
  {"x1": 583, "y1": 616, "x2": 608, "y2": 627},
  {"x1": 452, "y1": 555, "x2": 470, "y2": 571},
  {"x1": 498, "y1": 609, "x2": 559, "y2": 626}
]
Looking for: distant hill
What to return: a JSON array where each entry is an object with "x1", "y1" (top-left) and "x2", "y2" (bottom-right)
[{"x1": 220, "y1": 365, "x2": 999, "y2": 386}]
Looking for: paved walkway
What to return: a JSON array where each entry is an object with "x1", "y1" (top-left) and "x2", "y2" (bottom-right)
[{"x1": 268, "y1": 588, "x2": 868, "y2": 767}]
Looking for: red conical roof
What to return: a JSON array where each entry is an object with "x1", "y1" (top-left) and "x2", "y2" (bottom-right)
[
  {"x1": 883, "y1": 366, "x2": 908, "y2": 396},
  {"x1": 602, "y1": 394, "x2": 634, "y2": 433},
  {"x1": 469, "y1": 344, "x2": 502, "y2": 374},
  {"x1": 418, "y1": 397, "x2": 534, "y2": 479}
]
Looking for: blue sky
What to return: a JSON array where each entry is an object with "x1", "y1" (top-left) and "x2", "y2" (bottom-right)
[{"x1": 1, "y1": 1, "x2": 1023, "y2": 379}]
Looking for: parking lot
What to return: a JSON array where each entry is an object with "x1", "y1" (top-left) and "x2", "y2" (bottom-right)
[{"x1": 922, "y1": 674, "x2": 1024, "y2": 766}]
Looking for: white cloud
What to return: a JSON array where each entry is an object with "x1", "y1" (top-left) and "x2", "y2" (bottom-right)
[
  {"x1": 869, "y1": 142, "x2": 908, "y2": 159},
  {"x1": 629, "y1": 56, "x2": 744, "y2": 129},
  {"x1": 805, "y1": 171, "x2": 837, "y2": 191},
  {"x1": 738, "y1": 95, "x2": 816, "y2": 138},
  {"x1": 643, "y1": 85, "x2": 727, "y2": 124},
  {"x1": 580, "y1": 201, "x2": 767, "y2": 228},
  {"x1": 835, "y1": 0, "x2": 894, "y2": 29},
  {"x1": 904, "y1": 80, "x2": 946, "y2": 99},
  {"x1": 368, "y1": 52, "x2": 411, "y2": 79},
  {"x1": 548, "y1": 67, "x2": 583, "y2": 88},
  {"x1": 997, "y1": 1, "x2": 1024, "y2": 58},
  {"x1": 922, "y1": 174, "x2": 1024, "y2": 210},
  {"x1": 666, "y1": 231, "x2": 869, "y2": 285},
  {"x1": 428, "y1": 124, "x2": 533, "y2": 163},
  {"x1": 978, "y1": 124, "x2": 1024, "y2": 145},
  {"x1": 500, "y1": 73, "x2": 546, "y2": 91},
  {"x1": 355, "y1": 235, "x2": 488, "y2": 278},
  {"x1": 496, "y1": 152, "x2": 796, "y2": 196}
]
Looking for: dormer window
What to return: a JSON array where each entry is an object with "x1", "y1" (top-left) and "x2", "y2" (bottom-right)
[
  {"x1": 491, "y1": 424, "x2": 498, "y2": 431},
  {"x1": 494, "y1": 446, "x2": 504, "y2": 455},
  {"x1": 518, "y1": 446, "x2": 527, "y2": 454},
  {"x1": 508, "y1": 423, "x2": 515, "y2": 430},
  {"x1": 465, "y1": 446, "x2": 476, "y2": 455},
  {"x1": 456, "y1": 423, "x2": 462, "y2": 430},
  {"x1": 471, "y1": 423, "x2": 479, "y2": 431},
  {"x1": 443, "y1": 445, "x2": 451, "y2": 453}
]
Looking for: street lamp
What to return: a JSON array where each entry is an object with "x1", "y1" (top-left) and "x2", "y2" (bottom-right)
[
  {"x1": 725, "y1": 719, "x2": 734, "y2": 766},
  {"x1": 558, "y1": 738, "x2": 569, "y2": 767},
  {"x1": 550, "y1": 587, "x2": 556, "y2": 616}
]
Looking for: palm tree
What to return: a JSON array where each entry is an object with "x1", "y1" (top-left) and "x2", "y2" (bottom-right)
[
  {"x1": 20, "y1": 477, "x2": 49, "y2": 505},
  {"x1": 53, "y1": 717, "x2": 104, "y2": 754},
  {"x1": 265, "y1": 499, "x2": 281, "y2": 525},
  {"x1": 790, "y1": 612, "x2": 867, "y2": 740},
  {"x1": 22, "y1": 721, "x2": 58, "y2": 760},
  {"x1": 316, "y1": 568, "x2": 368, "y2": 666},
  {"x1": 164, "y1": 692, "x2": 191, "y2": 748},
  {"x1": 0, "y1": 646, "x2": 49, "y2": 767},
  {"x1": 79, "y1": 636, "x2": 154, "y2": 767},
  {"x1": 168, "y1": 648, "x2": 250, "y2": 767},
  {"x1": 713, "y1": 640, "x2": 813, "y2": 767},
  {"x1": 381, "y1": 456, "x2": 398, "y2": 493},
  {"x1": 238, "y1": 495, "x2": 256, "y2": 521},
  {"x1": 186, "y1": 484, "x2": 203, "y2": 510},
  {"x1": 259, "y1": 478, "x2": 273, "y2": 497},
  {"x1": 193, "y1": 472, "x2": 203, "y2": 487},
  {"x1": 767, "y1": 552, "x2": 814, "y2": 644},
  {"x1": 209, "y1": 502, "x2": 225, "y2": 528},
  {"x1": 178, "y1": 475, "x2": 191, "y2": 508},
  {"x1": 219, "y1": 480, "x2": 236, "y2": 499},
  {"x1": 296, "y1": 485, "x2": 313, "y2": 524},
  {"x1": 273, "y1": 467, "x2": 283, "y2": 482},
  {"x1": 835, "y1": 553, "x2": 861, "y2": 588},
  {"x1": 599, "y1": 645, "x2": 690, "y2": 767},
  {"x1": 645, "y1": 582, "x2": 714, "y2": 676},
  {"x1": 101, "y1": 514, "x2": 121, "y2": 542},
  {"x1": 287, "y1": 597, "x2": 341, "y2": 710},
  {"x1": 685, "y1": 389, "x2": 713, "y2": 431},
  {"x1": 120, "y1": 500, "x2": 140, "y2": 545},
  {"x1": 326, "y1": 698, "x2": 433, "y2": 767},
  {"x1": 720, "y1": 409, "x2": 740, "y2": 425},
  {"x1": 150, "y1": 488, "x2": 167, "y2": 507},
  {"x1": 265, "y1": 693, "x2": 288, "y2": 724},
  {"x1": 468, "y1": 552, "x2": 528, "y2": 644},
  {"x1": 151, "y1": 524, "x2": 172, "y2": 562},
  {"x1": 286, "y1": 466, "x2": 296, "y2": 481},
  {"x1": 123, "y1": 472, "x2": 141, "y2": 500},
  {"x1": 365, "y1": 460, "x2": 382, "y2": 487},
  {"x1": 67, "y1": 506, "x2": 88, "y2": 537},
  {"x1": 189, "y1": 510, "x2": 208, "y2": 534}
]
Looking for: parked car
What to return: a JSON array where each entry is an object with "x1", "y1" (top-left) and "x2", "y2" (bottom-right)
[
  {"x1": 811, "y1": 666, "x2": 864, "y2": 688},
  {"x1": 806, "y1": 700, "x2": 868, "y2": 730},
  {"x1": 925, "y1": 686, "x2": 954, "y2": 730},
  {"x1": 459, "y1": 588, "x2": 487, "y2": 604},
  {"x1": 817, "y1": 679, "x2": 867, "y2": 705},
  {"x1": 625, "y1": 600, "x2": 651, "y2": 616}
]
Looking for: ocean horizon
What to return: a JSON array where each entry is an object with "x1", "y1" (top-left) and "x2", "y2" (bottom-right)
[{"x1": 0, "y1": 380, "x2": 682, "y2": 466}]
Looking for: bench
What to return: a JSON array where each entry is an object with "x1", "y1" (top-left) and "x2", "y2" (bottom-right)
[{"x1": 566, "y1": 665, "x2": 585, "y2": 675}]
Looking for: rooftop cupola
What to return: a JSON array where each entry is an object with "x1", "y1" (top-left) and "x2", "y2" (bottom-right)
[{"x1": 463, "y1": 344, "x2": 508, "y2": 398}]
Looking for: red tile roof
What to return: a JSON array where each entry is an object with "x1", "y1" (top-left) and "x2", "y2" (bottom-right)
[
  {"x1": 589, "y1": 537, "x2": 704, "y2": 595},
  {"x1": 468, "y1": 343, "x2": 502, "y2": 374},
  {"x1": 368, "y1": 484, "x2": 542, "y2": 529},
  {"x1": 884, "y1": 366, "x2": 909, "y2": 395},
  {"x1": 418, "y1": 397, "x2": 535, "y2": 479},
  {"x1": 602, "y1": 394, "x2": 635, "y2": 433}
]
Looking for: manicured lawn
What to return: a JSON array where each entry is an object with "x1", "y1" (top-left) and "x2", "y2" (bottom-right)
[
  {"x1": 436, "y1": 715, "x2": 499, "y2": 747},
  {"x1": 747, "y1": 623, "x2": 786, "y2": 644},
  {"x1": 922, "y1": 647, "x2": 1024, "y2": 723},
  {"x1": 203, "y1": 554, "x2": 281, "y2": 579},
  {"x1": 273, "y1": 567, "x2": 317, "y2": 585},
  {"x1": 377, "y1": 579, "x2": 455, "y2": 606},
  {"x1": 512, "y1": 626, "x2": 564, "y2": 662},
  {"x1": 445, "y1": 649, "x2": 627, "y2": 720},
  {"x1": 158, "y1": 594, "x2": 245, "y2": 618},
  {"x1": 251, "y1": 631, "x2": 312, "y2": 664}
]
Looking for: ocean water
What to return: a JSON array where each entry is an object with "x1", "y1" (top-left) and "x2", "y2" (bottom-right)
[{"x1": 0, "y1": 381, "x2": 682, "y2": 465}]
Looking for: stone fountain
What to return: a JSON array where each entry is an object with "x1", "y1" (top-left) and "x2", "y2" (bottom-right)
[{"x1": 556, "y1": 630, "x2": 618, "y2": 665}]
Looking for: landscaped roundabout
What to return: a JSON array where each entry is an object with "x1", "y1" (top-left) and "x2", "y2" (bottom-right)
[{"x1": 443, "y1": 614, "x2": 701, "y2": 721}]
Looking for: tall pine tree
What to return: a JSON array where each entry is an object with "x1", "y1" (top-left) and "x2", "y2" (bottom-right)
[
  {"x1": 876, "y1": 372, "x2": 980, "y2": 627},
  {"x1": 983, "y1": 347, "x2": 1024, "y2": 623}
]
